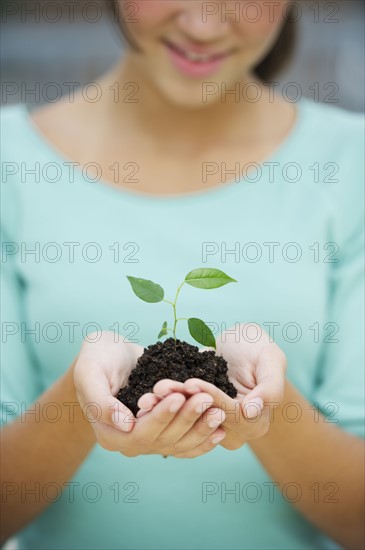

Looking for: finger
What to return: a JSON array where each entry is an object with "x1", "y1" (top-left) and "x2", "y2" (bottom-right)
[
  {"x1": 173, "y1": 407, "x2": 226, "y2": 452},
  {"x1": 242, "y1": 346, "x2": 286, "y2": 416},
  {"x1": 173, "y1": 431, "x2": 226, "y2": 459},
  {"x1": 136, "y1": 381, "x2": 188, "y2": 416},
  {"x1": 74, "y1": 363, "x2": 135, "y2": 432},
  {"x1": 133, "y1": 392, "x2": 187, "y2": 441},
  {"x1": 108, "y1": 402, "x2": 135, "y2": 432},
  {"x1": 241, "y1": 397, "x2": 264, "y2": 419},
  {"x1": 136, "y1": 393, "x2": 161, "y2": 419},
  {"x1": 137, "y1": 392, "x2": 161, "y2": 411},
  {"x1": 157, "y1": 392, "x2": 214, "y2": 443},
  {"x1": 136, "y1": 408, "x2": 149, "y2": 419},
  {"x1": 153, "y1": 379, "x2": 188, "y2": 398},
  {"x1": 183, "y1": 378, "x2": 241, "y2": 415}
]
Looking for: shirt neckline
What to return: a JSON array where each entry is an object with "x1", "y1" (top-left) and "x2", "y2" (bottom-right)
[{"x1": 20, "y1": 99, "x2": 308, "y2": 204}]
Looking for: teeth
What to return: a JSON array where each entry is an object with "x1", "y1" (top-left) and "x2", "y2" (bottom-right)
[
  {"x1": 166, "y1": 41, "x2": 219, "y2": 63},
  {"x1": 184, "y1": 51, "x2": 212, "y2": 63}
]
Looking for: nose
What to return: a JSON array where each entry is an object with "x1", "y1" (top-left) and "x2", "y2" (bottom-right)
[{"x1": 176, "y1": 1, "x2": 229, "y2": 42}]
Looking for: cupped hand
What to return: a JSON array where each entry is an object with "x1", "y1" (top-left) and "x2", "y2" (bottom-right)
[
  {"x1": 139, "y1": 324, "x2": 287, "y2": 450},
  {"x1": 73, "y1": 331, "x2": 226, "y2": 458}
]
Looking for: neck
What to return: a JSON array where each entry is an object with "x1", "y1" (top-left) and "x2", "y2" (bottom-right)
[{"x1": 98, "y1": 56, "x2": 275, "y2": 152}]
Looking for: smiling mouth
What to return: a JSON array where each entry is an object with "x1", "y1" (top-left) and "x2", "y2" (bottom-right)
[{"x1": 163, "y1": 40, "x2": 231, "y2": 63}]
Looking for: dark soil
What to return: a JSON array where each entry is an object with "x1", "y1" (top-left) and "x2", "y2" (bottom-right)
[{"x1": 117, "y1": 338, "x2": 237, "y2": 417}]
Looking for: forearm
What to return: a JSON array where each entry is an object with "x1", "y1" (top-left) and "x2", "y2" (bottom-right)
[
  {"x1": 250, "y1": 381, "x2": 364, "y2": 550},
  {"x1": 0, "y1": 359, "x2": 96, "y2": 544}
]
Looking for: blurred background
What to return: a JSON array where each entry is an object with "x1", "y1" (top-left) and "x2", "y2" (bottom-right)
[{"x1": 0, "y1": 0, "x2": 364, "y2": 112}]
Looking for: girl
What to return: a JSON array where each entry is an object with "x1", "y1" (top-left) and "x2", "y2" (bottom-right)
[{"x1": 1, "y1": 1, "x2": 364, "y2": 549}]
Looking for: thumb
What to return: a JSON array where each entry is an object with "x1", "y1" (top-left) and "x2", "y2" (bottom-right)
[
  {"x1": 74, "y1": 364, "x2": 135, "y2": 432},
  {"x1": 242, "y1": 347, "x2": 286, "y2": 418},
  {"x1": 109, "y1": 400, "x2": 135, "y2": 432}
]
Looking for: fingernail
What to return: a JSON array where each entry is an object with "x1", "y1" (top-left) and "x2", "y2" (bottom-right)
[
  {"x1": 169, "y1": 400, "x2": 183, "y2": 413},
  {"x1": 208, "y1": 418, "x2": 222, "y2": 429},
  {"x1": 112, "y1": 410, "x2": 132, "y2": 432},
  {"x1": 186, "y1": 385, "x2": 201, "y2": 393},
  {"x1": 136, "y1": 409, "x2": 149, "y2": 418},
  {"x1": 212, "y1": 433, "x2": 226, "y2": 444},
  {"x1": 137, "y1": 405, "x2": 152, "y2": 415},
  {"x1": 244, "y1": 398, "x2": 264, "y2": 418}
]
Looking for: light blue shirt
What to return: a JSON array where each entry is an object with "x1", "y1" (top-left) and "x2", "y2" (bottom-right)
[{"x1": 1, "y1": 99, "x2": 364, "y2": 549}]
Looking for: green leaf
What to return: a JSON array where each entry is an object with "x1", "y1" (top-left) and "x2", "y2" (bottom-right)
[
  {"x1": 188, "y1": 318, "x2": 216, "y2": 349},
  {"x1": 185, "y1": 268, "x2": 237, "y2": 289},
  {"x1": 158, "y1": 321, "x2": 168, "y2": 339},
  {"x1": 126, "y1": 276, "x2": 164, "y2": 303}
]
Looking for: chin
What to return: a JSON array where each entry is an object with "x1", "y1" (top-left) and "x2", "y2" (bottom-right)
[{"x1": 153, "y1": 78, "x2": 226, "y2": 110}]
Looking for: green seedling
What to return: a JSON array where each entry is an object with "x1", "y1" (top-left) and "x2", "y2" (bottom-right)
[{"x1": 126, "y1": 268, "x2": 237, "y2": 349}]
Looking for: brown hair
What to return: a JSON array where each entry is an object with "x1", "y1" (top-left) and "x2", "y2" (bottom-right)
[
  {"x1": 108, "y1": 1, "x2": 296, "y2": 82},
  {"x1": 255, "y1": 7, "x2": 296, "y2": 81}
]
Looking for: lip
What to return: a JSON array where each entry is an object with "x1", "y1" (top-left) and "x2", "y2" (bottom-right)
[{"x1": 163, "y1": 39, "x2": 232, "y2": 78}]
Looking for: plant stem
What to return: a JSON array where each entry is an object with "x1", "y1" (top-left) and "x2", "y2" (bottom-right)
[
  {"x1": 162, "y1": 283, "x2": 185, "y2": 343},
  {"x1": 172, "y1": 281, "x2": 185, "y2": 342}
]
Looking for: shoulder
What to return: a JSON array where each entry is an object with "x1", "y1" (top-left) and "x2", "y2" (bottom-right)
[
  {"x1": 299, "y1": 98, "x2": 364, "y2": 131},
  {"x1": 0, "y1": 103, "x2": 29, "y2": 145},
  {"x1": 1, "y1": 103, "x2": 35, "y2": 190},
  {"x1": 298, "y1": 99, "x2": 364, "y2": 156},
  {"x1": 297, "y1": 99, "x2": 364, "y2": 187},
  {"x1": 296, "y1": 100, "x2": 364, "y2": 242},
  {"x1": 0, "y1": 102, "x2": 26, "y2": 122},
  {"x1": 0, "y1": 105, "x2": 29, "y2": 238},
  {"x1": 1, "y1": 97, "x2": 86, "y2": 154}
]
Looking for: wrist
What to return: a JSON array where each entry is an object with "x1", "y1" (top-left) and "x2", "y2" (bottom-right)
[
  {"x1": 64, "y1": 357, "x2": 97, "y2": 447},
  {"x1": 249, "y1": 380, "x2": 309, "y2": 451}
]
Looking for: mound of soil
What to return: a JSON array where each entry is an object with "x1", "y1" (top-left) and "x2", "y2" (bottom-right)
[{"x1": 117, "y1": 338, "x2": 237, "y2": 416}]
